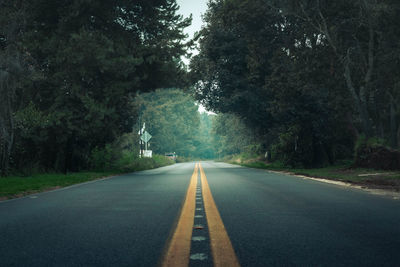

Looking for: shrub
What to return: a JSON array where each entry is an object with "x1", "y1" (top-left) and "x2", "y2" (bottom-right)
[
  {"x1": 355, "y1": 136, "x2": 400, "y2": 170},
  {"x1": 176, "y1": 156, "x2": 191, "y2": 163},
  {"x1": 89, "y1": 144, "x2": 119, "y2": 171}
]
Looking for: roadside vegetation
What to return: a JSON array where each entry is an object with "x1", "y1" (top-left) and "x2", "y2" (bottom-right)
[
  {"x1": 0, "y1": 1, "x2": 187, "y2": 198},
  {"x1": 190, "y1": 0, "x2": 400, "y2": 190},
  {"x1": 1, "y1": 1, "x2": 400, "y2": 197},
  {"x1": 0, "y1": 155, "x2": 174, "y2": 200},
  {"x1": 224, "y1": 154, "x2": 400, "y2": 191},
  {"x1": 191, "y1": 0, "x2": 400, "y2": 170},
  {"x1": 133, "y1": 89, "x2": 216, "y2": 159},
  {"x1": 0, "y1": 1, "x2": 190, "y2": 176}
]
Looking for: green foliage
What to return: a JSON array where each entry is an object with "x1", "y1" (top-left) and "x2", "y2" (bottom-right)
[
  {"x1": 89, "y1": 143, "x2": 174, "y2": 172},
  {"x1": 191, "y1": 0, "x2": 400, "y2": 167},
  {"x1": 354, "y1": 135, "x2": 384, "y2": 163},
  {"x1": 175, "y1": 155, "x2": 192, "y2": 163},
  {"x1": 89, "y1": 145, "x2": 117, "y2": 172},
  {"x1": 0, "y1": 172, "x2": 116, "y2": 199},
  {"x1": 133, "y1": 88, "x2": 216, "y2": 158},
  {"x1": 211, "y1": 113, "x2": 259, "y2": 158},
  {"x1": 14, "y1": 102, "x2": 51, "y2": 134},
  {"x1": 355, "y1": 135, "x2": 386, "y2": 151},
  {"x1": 87, "y1": 131, "x2": 174, "y2": 172},
  {"x1": 194, "y1": 113, "x2": 216, "y2": 159},
  {"x1": 0, "y1": 154, "x2": 174, "y2": 199},
  {"x1": 354, "y1": 135, "x2": 400, "y2": 170},
  {"x1": 115, "y1": 155, "x2": 174, "y2": 173},
  {"x1": 0, "y1": 0, "x2": 191, "y2": 174}
]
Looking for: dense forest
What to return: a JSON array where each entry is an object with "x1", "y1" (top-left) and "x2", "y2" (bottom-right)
[
  {"x1": 191, "y1": 0, "x2": 400, "y2": 168},
  {"x1": 1, "y1": 0, "x2": 400, "y2": 176},
  {"x1": 0, "y1": 0, "x2": 191, "y2": 174}
]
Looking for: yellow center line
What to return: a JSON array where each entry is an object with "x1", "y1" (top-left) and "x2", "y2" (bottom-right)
[
  {"x1": 199, "y1": 163, "x2": 241, "y2": 267},
  {"x1": 162, "y1": 163, "x2": 198, "y2": 267}
]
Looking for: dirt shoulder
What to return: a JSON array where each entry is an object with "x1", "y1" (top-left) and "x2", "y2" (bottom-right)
[{"x1": 229, "y1": 159, "x2": 400, "y2": 194}]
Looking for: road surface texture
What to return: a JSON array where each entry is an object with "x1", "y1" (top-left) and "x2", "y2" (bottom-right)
[{"x1": 1, "y1": 161, "x2": 400, "y2": 266}]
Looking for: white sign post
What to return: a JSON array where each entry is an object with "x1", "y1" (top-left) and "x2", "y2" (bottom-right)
[{"x1": 140, "y1": 131, "x2": 152, "y2": 158}]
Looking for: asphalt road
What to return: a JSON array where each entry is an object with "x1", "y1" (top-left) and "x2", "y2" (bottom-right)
[
  {"x1": 1, "y1": 161, "x2": 400, "y2": 266},
  {"x1": 0, "y1": 163, "x2": 195, "y2": 266}
]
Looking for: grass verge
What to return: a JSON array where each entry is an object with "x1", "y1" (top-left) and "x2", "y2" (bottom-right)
[
  {"x1": 0, "y1": 155, "x2": 174, "y2": 200},
  {"x1": 225, "y1": 155, "x2": 400, "y2": 191}
]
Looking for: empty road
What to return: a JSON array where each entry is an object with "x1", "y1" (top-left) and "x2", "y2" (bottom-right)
[{"x1": 1, "y1": 162, "x2": 400, "y2": 266}]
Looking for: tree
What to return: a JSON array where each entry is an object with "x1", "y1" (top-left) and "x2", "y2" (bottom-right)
[
  {"x1": 191, "y1": 0, "x2": 280, "y2": 137},
  {"x1": 0, "y1": 1, "x2": 31, "y2": 175},
  {"x1": 280, "y1": 0, "x2": 400, "y2": 143},
  {"x1": 0, "y1": 0, "x2": 191, "y2": 173},
  {"x1": 194, "y1": 113, "x2": 216, "y2": 159},
  {"x1": 133, "y1": 89, "x2": 200, "y2": 157},
  {"x1": 191, "y1": 0, "x2": 381, "y2": 166},
  {"x1": 211, "y1": 113, "x2": 258, "y2": 158}
]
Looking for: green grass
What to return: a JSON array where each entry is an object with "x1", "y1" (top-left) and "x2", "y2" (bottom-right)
[
  {"x1": 0, "y1": 155, "x2": 174, "y2": 200},
  {"x1": 0, "y1": 172, "x2": 117, "y2": 199}
]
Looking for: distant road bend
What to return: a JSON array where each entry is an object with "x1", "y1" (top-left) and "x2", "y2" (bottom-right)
[{"x1": 1, "y1": 162, "x2": 400, "y2": 266}]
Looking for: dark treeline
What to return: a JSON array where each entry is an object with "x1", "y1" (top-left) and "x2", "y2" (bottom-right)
[
  {"x1": 0, "y1": 0, "x2": 190, "y2": 175},
  {"x1": 2, "y1": 0, "x2": 400, "y2": 174},
  {"x1": 191, "y1": 0, "x2": 400, "y2": 168}
]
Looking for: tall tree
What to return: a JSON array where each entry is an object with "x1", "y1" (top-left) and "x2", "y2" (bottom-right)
[
  {"x1": 280, "y1": 0, "x2": 400, "y2": 141},
  {"x1": 0, "y1": 1, "x2": 31, "y2": 174},
  {"x1": 1, "y1": 0, "x2": 191, "y2": 173},
  {"x1": 191, "y1": 0, "x2": 369, "y2": 166}
]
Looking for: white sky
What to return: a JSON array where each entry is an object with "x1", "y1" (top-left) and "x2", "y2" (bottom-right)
[
  {"x1": 176, "y1": 0, "x2": 208, "y2": 41},
  {"x1": 176, "y1": 0, "x2": 213, "y2": 114},
  {"x1": 176, "y1": 0, "x2": 208, "y2": 65}
]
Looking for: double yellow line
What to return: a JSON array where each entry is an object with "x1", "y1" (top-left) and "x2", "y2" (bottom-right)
[{"x1": 162, "y1": 163, "x2": 240, "y2": 267}]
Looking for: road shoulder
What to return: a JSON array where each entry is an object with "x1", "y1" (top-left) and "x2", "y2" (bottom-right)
[{"x1": 222, "y1": 160, "x2": 400, "y2": 200}]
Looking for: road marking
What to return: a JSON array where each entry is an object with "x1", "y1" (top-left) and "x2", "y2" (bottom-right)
[
  {"x1": 192, "y1": 236, "x2": 207, "y2": 241},
  {"x1": 190, "y1": 253, "x2": 208, "y2": 260},
  {"x1": 193, "y1": 224, "x2": 204, "y2": 229},
  {"x1": 199, "y1": 163, "x2": 241, "y2": 267},
  {"x1": 162, "y1": 163, "x2": 198, "y2": 267}
]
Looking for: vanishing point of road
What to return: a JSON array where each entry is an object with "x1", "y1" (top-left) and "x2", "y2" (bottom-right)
[{"x1": 1, "y1": 162, "x2": 400, "y2": 266}]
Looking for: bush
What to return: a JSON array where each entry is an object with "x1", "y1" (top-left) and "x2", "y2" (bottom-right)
[
  {"x1": 89, "y1": 143, "x2": 174, "y2": 172},
  {"x1": 355, "y1": 137, "x2": 400, "y2": 170},
  {"x1": 271, "y1": 126, "x2": 312, "y2": 168},
  {"x1": 176, "y1": 156, "x2": 191, "y2": 163},
  {"x1": 89, "y1": 144, "x2": 121, "y2": 171}
]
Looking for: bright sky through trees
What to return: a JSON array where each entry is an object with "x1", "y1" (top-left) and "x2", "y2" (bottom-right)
[
  {"x1": 177, "y1": 0, "x2": 213, "y2": 114},
  {"x1": 176, "y1": 0, "x2": 208, "y2": 40},
  {"x1": 177, "y1": 0, "x2": 208, "y2": 63}
]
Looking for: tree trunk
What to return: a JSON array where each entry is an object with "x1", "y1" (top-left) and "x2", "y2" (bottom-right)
[
  {"x1": 397, "y1": 122, "x2": 400, "y2": 149},
  {"x1": 0, "y1": 76, "x2": 15, "y2": 176},
  {"x1": 306, "y1": 1, "x2": 375, "y2": 138},
  {"x1": 343, "y1": 55, "x2": 372, "y2": 137},
  {"x1": 346, "y1": 112, "x2": 359, "y2": 140},
  {"x1": 390, "y1": 99, "x2": 398, "y2": 148},
  {"x1": 0, "y1": 113, "x2": 14, "y2": 176}
]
